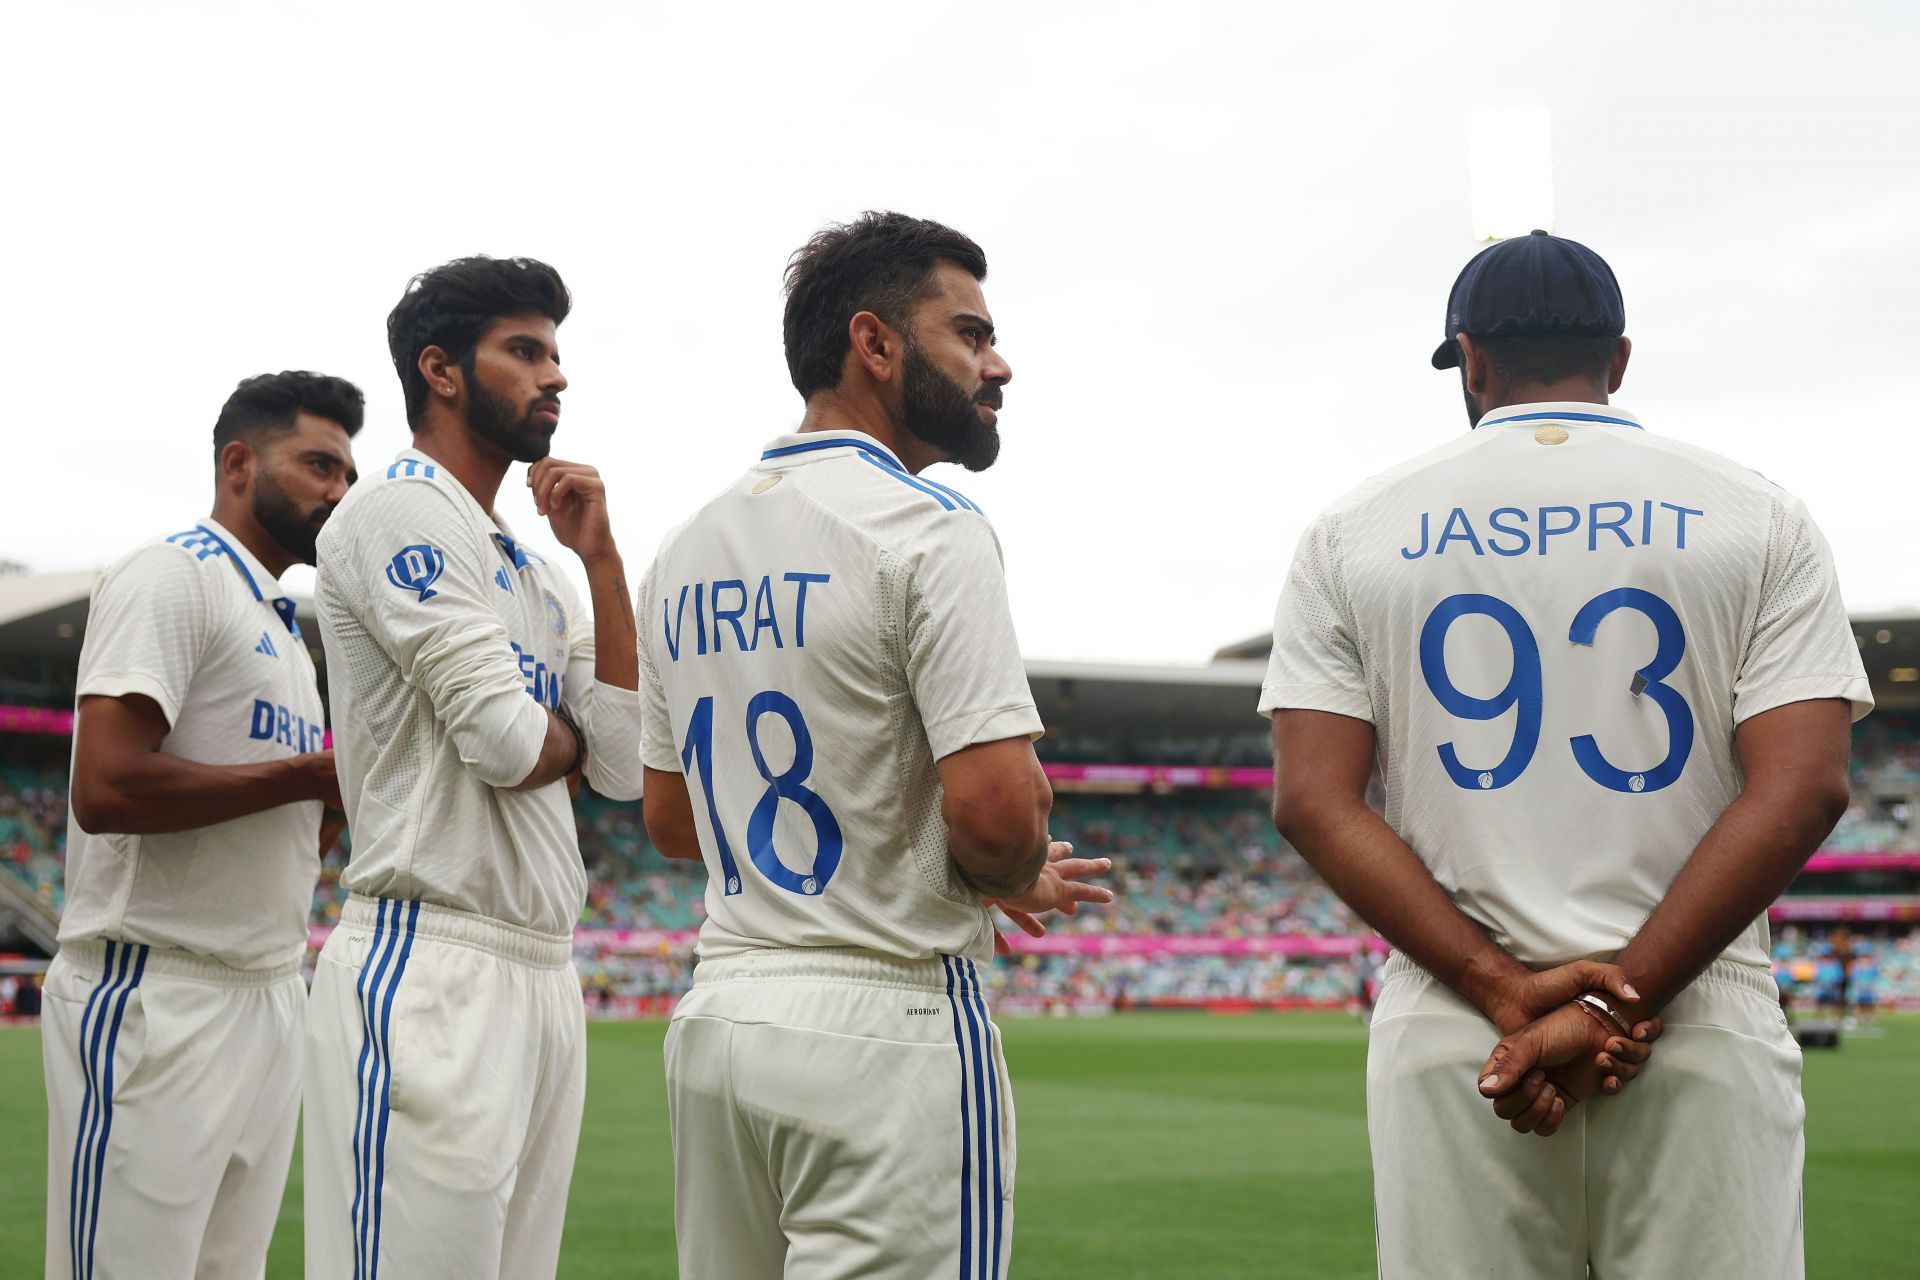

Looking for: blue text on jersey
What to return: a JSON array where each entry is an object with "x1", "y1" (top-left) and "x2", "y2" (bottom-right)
[
  {"x1": 662, "y1": 572, "x2": 831, "y2": 662},
  {"x1": 249, "y1": 699, "x2": 325, "y2": 751},
  {"x1": 1399, "y1": 500, "x2": 1706, "y2": 560},
  {"x1": 511, "y1": 642, "x2": 563, "y2": 709}
]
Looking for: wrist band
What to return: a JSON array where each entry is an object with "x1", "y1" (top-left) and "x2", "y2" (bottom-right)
[
  {"x1": 1576, "y1": 993, "x2": 1630, "y2": 1034},
  {"x1": 555, "y1": 703, "x2": 587, "y2": 777}
]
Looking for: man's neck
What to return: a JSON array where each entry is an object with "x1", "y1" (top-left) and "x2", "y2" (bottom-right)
[
  {"x1": 206, "y1": 502, "x2": 295, "y2": 580},
  {"x1": 411, "y1": 415, "x2": 512, "y2": 512},
  {"x1": 797, "y1": 389, "x2": 940, "y2": 474},
  {"x1": 1488, "y1": 379, "x2": 1610, "y2": 413}
]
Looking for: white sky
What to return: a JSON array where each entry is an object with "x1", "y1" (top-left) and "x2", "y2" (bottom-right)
[{"x1": 5, "y1": 1, "x2": 1916, "y2": 663}]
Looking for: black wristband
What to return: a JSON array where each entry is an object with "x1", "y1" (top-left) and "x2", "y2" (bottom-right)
[{"x1": 555, "y1": 702, "x2": 587, "y2": 777}]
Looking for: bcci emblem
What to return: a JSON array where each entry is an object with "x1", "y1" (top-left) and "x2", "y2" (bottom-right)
[
  {"x1": 385, "y1": 544, "x2": 445, "y2": 602},
  {"x1": 544, "y1": 590, "x2": 567, "y2": 636}
]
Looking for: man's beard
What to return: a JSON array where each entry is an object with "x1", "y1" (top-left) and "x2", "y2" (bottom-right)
[
  {"x1": 252, "y1": 467, "x2": 328, "y2": 566},
  {"x1": 1461, "y1": 367, "x2": 1480, "y2": 427},
  {"x1": 899, "y1": 338, "x2": 1001, "y2": 473},
  {"x1": 468, "y1": 364, "x2": 556, "y2": 464}
]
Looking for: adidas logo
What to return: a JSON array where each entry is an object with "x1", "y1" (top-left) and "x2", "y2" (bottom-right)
[
  {"x1": 495, "y1": 567, "x2": 514, "y2": 594},
  {"x1": 255, "y1": 632, "x2": 278, "y2": 658}
]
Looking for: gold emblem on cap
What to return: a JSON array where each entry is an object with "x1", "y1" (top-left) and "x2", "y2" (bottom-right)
[
  {"x1": 1534, "y1": 424, "x2": 1569, "y2": 446},
  {"x1": 752, "y1": 475, "x2": 782, "y2": 494}
]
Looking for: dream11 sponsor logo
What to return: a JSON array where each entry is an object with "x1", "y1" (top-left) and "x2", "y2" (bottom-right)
[{"x1": 386, "y1": 544, "x2": 445, "y2": 602}]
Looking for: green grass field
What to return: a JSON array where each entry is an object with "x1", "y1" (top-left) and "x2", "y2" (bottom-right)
[{"x1": 2, "y1": 1012, "x2": 1916, "y2": 1276}]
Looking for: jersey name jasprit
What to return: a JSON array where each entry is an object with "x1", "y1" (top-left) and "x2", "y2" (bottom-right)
[{"x1": 1260, "y1": 404, "x2": 1872, "y2": 970}]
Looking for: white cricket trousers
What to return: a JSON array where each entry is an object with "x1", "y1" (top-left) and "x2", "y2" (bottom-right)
[
  {"x1": 41, "y1": 937, "x2": 303, "y2": 1280},
  {"x1": 304, "y1": 895, "x2": 586, "y2": 1279},
  {"x1": 1367, "y1": 952, "x2": 1805, "y2": 1279},
  {"x1": 667, "y1": 948, "x2": 1016, "y2": 1280}
]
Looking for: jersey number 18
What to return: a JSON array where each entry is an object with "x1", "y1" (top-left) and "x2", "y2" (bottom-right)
[{"x1": 680, "y1": 692, "x2": 844, "y2": 897}]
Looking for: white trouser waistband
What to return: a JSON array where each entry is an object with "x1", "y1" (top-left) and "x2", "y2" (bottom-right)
[
  {"x1": 1378, "y1": 950, "x2": 1780, "y2": 1002},
  {"x1": 693, "y1": 946, "x2": 975, "y2": 994},
  {"x1": 341, "y1": 893, "x2": 572, "y2": 968},
  {"x1": 56, "y1": 936, "x2": 303, "y2": 986}
]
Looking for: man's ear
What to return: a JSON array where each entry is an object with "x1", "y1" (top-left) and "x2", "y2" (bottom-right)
[
  {"x1": 847, "y1": 311, "x2": 899, "y2": 385},
  {"x1": 216, "y1": 439, "x2": 254, "y2": 496},
  {"x1": 1457, "y1": 333, "x2": 1495, "y2": 399},
  {"x1": 418, "y1": 345, "x2": 462, "y2": 406},
  {"x1": 1607, "y1": 336, "x2": 1632, "y2": 394}
]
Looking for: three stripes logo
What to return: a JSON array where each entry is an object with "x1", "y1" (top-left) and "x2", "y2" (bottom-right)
[
  {"x1": 255, "y1": 631, "x2": 278, "y2": 658},
  {"x1": 941, "y1": 955, "x2": 1007, "y2": 1280},
  {"x1": 351, "y1": 899, "x2": 419, "y2": 1279},
  {"x1": 66, "y1": 940, "x2": 149, "y2": 1280}
]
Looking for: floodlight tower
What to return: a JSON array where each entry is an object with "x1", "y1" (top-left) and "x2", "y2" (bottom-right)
[{"x1": 1468, "y1": 105, "x2": 1555, "y2": 242}]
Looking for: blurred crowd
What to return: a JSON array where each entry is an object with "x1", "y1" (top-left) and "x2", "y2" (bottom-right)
[{"x1": 2, "y1": 711, "x2": 1917, "y2": 1013}]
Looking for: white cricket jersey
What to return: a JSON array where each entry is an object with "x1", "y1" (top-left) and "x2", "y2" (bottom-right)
[
  {"x1": 639, "y1": 429, "x2": 1044, "y2": 963},
  {"x1": 315, "y1": 449, "x2": 644, "y2": 934},
  {"x1": 60, "y1": 520, "x2": 324, "y2": 971},
  {"x1": 1261, "y1": 402, "x2": 1873, "y2": 971}
]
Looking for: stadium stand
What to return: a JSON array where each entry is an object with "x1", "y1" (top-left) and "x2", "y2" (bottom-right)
[
  {"x1": 1, "y1": 560, "x2": 1916, "y2": 1016},
  {"x1": 6, "y1": 715, "x2": 1920, "y2": 1010}
]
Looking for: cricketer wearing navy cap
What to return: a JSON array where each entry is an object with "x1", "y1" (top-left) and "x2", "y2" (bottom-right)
[
  {"x1": 1430, "y1": 228, "x2": 1625, "y2": 368},
  {"x1": 1262, "y1": 227, "x2": 1868, "y2": 1276}
]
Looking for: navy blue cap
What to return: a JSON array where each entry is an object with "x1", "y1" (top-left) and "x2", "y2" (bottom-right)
[{"x1": 1431, "y1": 229, "x2": 1625, "y2": 369}]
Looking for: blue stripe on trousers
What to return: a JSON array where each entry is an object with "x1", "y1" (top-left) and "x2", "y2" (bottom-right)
[
  {"x1": 942, "y1": 957, "x2": 973, "y2": 1279},
  {"x1": 367, "y1": 902, "x2": 420, "y2": 1275},
  {"x1": 953, "y1": 958, "x2": 992, "y2": 1277},
  {"x1": 66, "y1": 938, "x2": 120, "y2": 1280},
  {"x1": 352, "y1": 900, "x2": 402, "y2": 1279},
  {"x1": 965, "y1": 960, "x2": 1004, "y2": 1278},
  {"x1": 84, "y1": 944, "x2": 148, "y2": 1279}
]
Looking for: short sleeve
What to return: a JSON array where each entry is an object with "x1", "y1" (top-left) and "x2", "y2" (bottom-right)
[
  {"x1": 75, "y1": 545, "x2": 214, "y2": 729},
  {"x1": 1257, "y1": 513, "x2": 1373, "y2": 721},
  {"x1": 902, "y1": 514, "x2": 1043, "y2": 760},
  {"x1": 1732, "y1": 497, "x2": 1874, "y2": 724},
  {"x1": 636, "y1": 559, "x2": 682, "y2": 773}
]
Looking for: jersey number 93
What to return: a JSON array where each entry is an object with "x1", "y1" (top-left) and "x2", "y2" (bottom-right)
[{"x1": 1418, "y1": 587, "x2": 1694, "y2": 794}]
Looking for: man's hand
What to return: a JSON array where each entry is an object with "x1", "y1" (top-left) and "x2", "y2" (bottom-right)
[
  {"x1": 987, "y1": 841, "x2": 1113, "y2": 943},
  {"x1": 529, "y1": 458, "x2": 616, "y2": 562},
  {"x1": 1482, "y1": 960, "x2": 1644, "y2": 1036},
  {"x1": 295, "y1": 750, "x2": 343, "y2": 811},
  {"x1": 1479, "y1": 1002, "x2": 1661, "y2": 1137}
]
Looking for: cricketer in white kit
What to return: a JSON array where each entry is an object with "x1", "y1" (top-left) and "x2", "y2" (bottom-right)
[
  {"x1": 306, "y1": 256, "x2": 642, "y2": 1279},
  {"x1": 640, "y1": 213, "x2": 1110, "y2": 1280},
  {"x1": 47, "y1": 371, "x2": 362, "y2": 1279},
  {"x1": 1265, "y1": 232, "x2": 1870, "y2": 1279}
]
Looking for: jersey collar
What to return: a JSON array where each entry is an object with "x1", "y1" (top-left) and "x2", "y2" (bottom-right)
[
  {"x1": 196, "y1": 517, "x2": 301, "y2": 635},
  {"x1": 1473, "y1": 401, "x2": 1644, "y2": 432},
  {"x1": 385, "y1": 448, "x2": 543, "y2": 571},
  {"x1": 759, "y1": 430, "x2": 907, "y2": 472}
]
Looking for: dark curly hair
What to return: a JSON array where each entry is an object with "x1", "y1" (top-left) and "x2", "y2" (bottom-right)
[
  {"x1": 387, "y1": 255, "x2": 571, "y2": 426},
  {"x1": 782, "y1": 212, "x2": 988, "y2": 399},
  {"x1": 212, "y1": 370, "x2": 365, "y2": 461}
]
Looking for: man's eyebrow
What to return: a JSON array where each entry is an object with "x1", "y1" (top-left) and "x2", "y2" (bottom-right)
[
  {"x1": 952, "y1": 312, "x2": 996, "y2": 338},
  {"x1": 503, "y1": 332, "x2": 559, "y2": 361}
]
